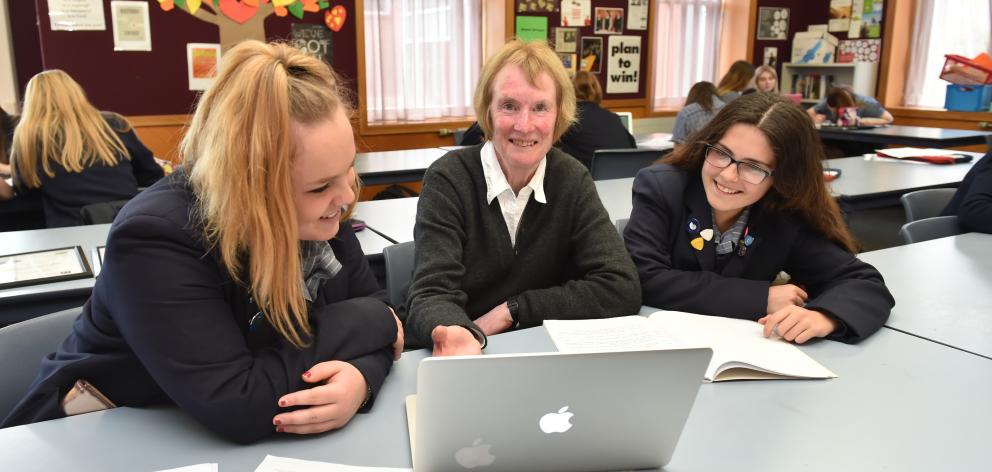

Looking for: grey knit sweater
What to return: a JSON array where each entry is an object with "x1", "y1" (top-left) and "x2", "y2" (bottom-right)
[{"x1": 405, "y1": 144, "x2": 641, "y2": 346}]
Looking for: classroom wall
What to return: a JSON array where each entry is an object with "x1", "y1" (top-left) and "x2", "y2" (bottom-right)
[{"x1": 0, "y1": 0, "x2": 18, "y2": 112}]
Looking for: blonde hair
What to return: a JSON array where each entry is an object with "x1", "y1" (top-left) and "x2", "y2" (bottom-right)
[
  {"x1": 474, "y1": 40, "x2": 576, "y2": 143},
  {"x1": 10, "y1": 70, "x2": 129, "y2": 188},
  {"x1": 182, "y1": 40, "x2": 356, "y2": 349}
]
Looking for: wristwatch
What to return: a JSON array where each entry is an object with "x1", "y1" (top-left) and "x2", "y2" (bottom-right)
[{"x1": 506, "y1": 297, "x2": 520, "y2": 328}]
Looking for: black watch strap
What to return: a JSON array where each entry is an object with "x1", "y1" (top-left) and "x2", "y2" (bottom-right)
[{"x1": 507, "y1": 297, "x2": 520, "y2": 327}]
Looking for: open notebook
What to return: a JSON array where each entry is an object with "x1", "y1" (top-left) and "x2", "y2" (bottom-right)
[{"x1": 544, "y1": 311, "x2": 836, "y2": 382}]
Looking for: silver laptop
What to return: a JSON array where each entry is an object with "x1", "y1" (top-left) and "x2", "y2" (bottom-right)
[{"x1": 411, "y1": 349, "x2": 712, "y2": 472}]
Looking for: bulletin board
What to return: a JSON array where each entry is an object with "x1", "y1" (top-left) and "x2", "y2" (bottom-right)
[
  {"x1": 752, "y1": 0, "x2": 885, "y2": 83},
  {"x1": 15, "y1": 0, "x2": 359, "y2": 116},
  {"x1": 513, "y1": 0, "x2": 651, "y2": 101}
]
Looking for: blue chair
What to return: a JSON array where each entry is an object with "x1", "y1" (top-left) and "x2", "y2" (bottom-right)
[
  {"x1": 0, "y1": 306, "x2": 80, "y2": 419},
  {"x1": 590, "y1": 149, "x2": 662, "y2": 180}
]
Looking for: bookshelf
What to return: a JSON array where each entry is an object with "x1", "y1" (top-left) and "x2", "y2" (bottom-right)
[{"x1": 780, "y1": 62, "x2": 879, "y2": 104}]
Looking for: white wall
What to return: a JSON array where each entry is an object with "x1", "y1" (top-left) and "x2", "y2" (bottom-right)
[{"x1": 0, "y1": 0, "x2": 19, "y2": 113}]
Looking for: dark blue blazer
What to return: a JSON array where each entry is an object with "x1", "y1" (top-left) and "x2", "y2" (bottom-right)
[
  {"x1": 15, "y1": 113, "x2": 164, "y2": 227},
  {"x1": 941, "y1": 151, "x2": 992, "y2": 233},
  {"x1": 624, "y1": 164, "x2": 894, "y2": 343},
  {"x1": 558, "y1": 101, "x2": 637, "y2": 170},
  {"x1": 2, "y1": 171, "x2": 397, "y2": 443}
]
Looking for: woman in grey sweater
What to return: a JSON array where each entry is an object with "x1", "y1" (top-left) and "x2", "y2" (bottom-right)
[{"x1": 405, "y1": 40, "x2": 641, "y2": 356}]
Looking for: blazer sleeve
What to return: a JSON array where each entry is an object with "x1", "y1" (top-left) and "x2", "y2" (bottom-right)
[
  {"x1": 624, "y1": 168, "x2": 769, "y2": 318},
  {"x1": 100, "y1": 213, "x2": 397, "y2": 444},
  {"x1": 784, "y1": 226, "x2": 894, "y2": 343},
  {"x1": 515, "y1": 170, "x2": 642, "y2": 327},
  {"x1": 956, "y1": 157, "x2": 992, "y2": 233},
  {"x1": 405, "y1": 167, "x2": 478, "y2": 345},
  {"x1": 118, "y1": 127, "x2": 165, "y2": 187}
]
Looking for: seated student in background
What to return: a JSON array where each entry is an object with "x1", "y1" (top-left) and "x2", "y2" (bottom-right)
[
  {"x1": 753, "y1": 65, "x2": 778, "y2": 93},
  {"x1": 2, "y1": 42, "x2": 403, "y2": 444},
  {"x1": 557, "y1": 70, "x2": 636, "y2": 169},
  {"x1": 624, "y1": 93, "x2": 894, "y2": 344},
  {"x1": 0, "y1": 108, "x2": 17, "y2": 177},
  {"x1": 806, "y1": 85, "x2": 894, "y2": 125},
  {"x1": 941, "y1": 150, "x2": 992, "y2": 233},
  {"x1": 0, "y1": 70, "x2": 164, "y2": 227},
  {"x1": 672, "y1": 81, "x2": 724, "y2": 153},
  {"x1": 716, "y1": 60, "x2": 756, "y2": 103},
  {"x1": 459, "y1": 121, "x2": 485, "y2": 145},
  {"x1": 406, "y1": 40, "x2": 641, "y2": 356}
]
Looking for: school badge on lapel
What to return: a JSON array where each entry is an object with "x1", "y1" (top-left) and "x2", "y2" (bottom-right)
[
  {"x1": 687, "y1": 217, "x2": 713, "y2": 251},
  {"x1": 737, "y1": 226, "x2": 755, "y2": 257}
]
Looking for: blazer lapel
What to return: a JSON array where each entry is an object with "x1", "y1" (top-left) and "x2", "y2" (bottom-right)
[
  {"x1": 720, "y1": 204, "x2": 767, "y2": 278},
  {"x1": 685, "y1": 180, "x2": 716, "y2": 271}
]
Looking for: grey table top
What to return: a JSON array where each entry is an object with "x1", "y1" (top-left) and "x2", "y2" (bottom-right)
[
  {"x1": 818, "y1": 124, "x2": 992, "y2": 148},
  {"x1": 859, "y1": 232, "x2": 992, "y2": 359},
  {"x1": 825, "y1": 153, "x2": 980, "y2": 200},
  {"x1": 355, "y1": 148, "x2": 449, "y2": 185},
  {"x1": 1, "y1": 319, "x2": 989, "y2": 471}
]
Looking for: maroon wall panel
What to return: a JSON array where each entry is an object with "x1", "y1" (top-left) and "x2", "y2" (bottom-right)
[{"x1": 24, "y1": 0, "x2": 358, "y2": 116}]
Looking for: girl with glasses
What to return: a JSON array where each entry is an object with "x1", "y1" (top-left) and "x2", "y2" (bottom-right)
[{"x1": 623, "y1": 93, "x2": 893, "y2": 344}]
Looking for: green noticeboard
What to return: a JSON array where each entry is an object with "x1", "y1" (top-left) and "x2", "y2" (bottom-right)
[{"x1": 516, "y1": 16, "x2": 549, "y2": 43}]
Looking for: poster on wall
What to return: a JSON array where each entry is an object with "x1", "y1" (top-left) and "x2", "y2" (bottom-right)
[
  {"x1": 756, "y1": 7, "x2": 789, "y2": 40},
  {"x1": 848, "y1": 0, "x2": 865, "y2": 38},
  {"x1": 594, "y1": 7, "x2": 624, "y2": 34},
  {"x1": 110, "y1": 1, "x2": 151, "y2": 51},
  {"x1": 606, "y1": 36, "x2": 640, "y2": 94},
  {"x1": 561, "y1": 0, "x2": 592, "y2": 27},
  {"x1": 516, "y1": 16, "x2": 549, "y2": 43},
  {"x1": 187, "y1": 43, "x2": 221, "y2": 92},
  {"x1": 291, "y1": 24, "x2": 333, "y2": 65},
  {"x1": 48, "y1": 0, "x2": 106, "y2": 31},
  {"x1": 516, "y1": 0, "x2": 558, "y2": 12},
  {"x1": 559, "y1": 53, "x2": 577, "y2": 74},
  {"x1": 555, "y1": 28, "x2": 577, "y2": 52},
  {"x1": 828, "y1": 0, "x2": 852, "y2": 32},
  {"x1": 763, "y1": 47, "x2": 778, "y2": 67},
  {"x1": 860, "y1": 0, "x2": 883, "y2": 38},
  {"x1": 837, "y1": 39, "x2": 881, "y2": 63},
  {"x1": 628, "y1": 0, "x2": 648, "y2": 30},
  {"x1": 580, "y1": 37, "x2": 602, "y2": 73}
]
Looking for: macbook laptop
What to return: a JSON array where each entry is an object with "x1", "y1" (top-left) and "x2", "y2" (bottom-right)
[{"x1": 408, "y1": 349, "x2": 712, "y2": 472}]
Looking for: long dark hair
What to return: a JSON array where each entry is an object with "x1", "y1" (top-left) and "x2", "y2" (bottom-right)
[
  {"x1": 666, "y1": 93, "x2": 857, "y2": 253},
  {"x1": 0, "y1": 108, "x2": 17, "y2": 165},
  {"x1": 685, "y1": 81, "x2": 719, "y2": 112}
]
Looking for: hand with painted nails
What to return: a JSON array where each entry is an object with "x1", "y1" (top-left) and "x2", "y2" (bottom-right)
[
  {"x1": 431, "y1": 325, "x2": 482, "y2": 357},
  {"x1": 758, "y1": 306, "x2": 839, "y2": 344},
  {"x1": 272, "y1": 360, "x2": 368, "y2": 435},
  {"x1": 766, "y1": 283, "x2": 808, "y2": 314}
]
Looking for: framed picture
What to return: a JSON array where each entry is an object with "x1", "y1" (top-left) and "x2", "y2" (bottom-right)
[
  {"x1": 555, "y1": 27, "x2": 578, "y2": 53},
  {"x1": 0, "y1": 246, "x2": 93, "y2": 290},
  {"x1": 756, "y1": 7, "x2": 789, "y2": 40},
  {"x1": 593, "y1": 7, "x2": 624, "y2": 34},
  {"x1": 763, "y1": 47, "x2": 778, "y2": 67},
  {"x1": 187, "y1": 43, "x2": 221, "y2": 91},
  {"x1": 559, "y1": 53, "x2": 577, "y2": 74},
  {"x1": 580, "y1": 37, "x2": 602, "y2": 73}
]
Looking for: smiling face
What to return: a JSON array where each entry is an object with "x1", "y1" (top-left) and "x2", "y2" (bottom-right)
[
  {"x1": 489, "y1": 64, "x2": 558, "y2": 178},
  {"x1": 290, "y1": 107, "x2": 356, "y2": 241},
  {"x1": 755, "y1": 70, "x2": 777, "y2": 93},
  {"x1": 701, "y1": 123, "x2": 776, "y2": 229}
]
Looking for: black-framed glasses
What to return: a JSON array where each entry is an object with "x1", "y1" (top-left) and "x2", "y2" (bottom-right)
[{"x1": 703, "y1": 143, "x2": 774, "y2": 185}]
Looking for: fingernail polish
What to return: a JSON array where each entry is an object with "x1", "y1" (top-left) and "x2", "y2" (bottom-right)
[
  {"x1": 279, "y1": 400, "x2": 287, "y2": 407},
  {"x1": 303, "y1": 371, "x2": 311, "y2": 378},
  {"x1": 274, "y1": 419, "x2": 281, "y2": 425},
  {"x1": 276, "y1": 426, "x2": 284, "y2": 433}
]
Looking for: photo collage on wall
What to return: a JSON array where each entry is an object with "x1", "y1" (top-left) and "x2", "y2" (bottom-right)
[{"x1": 514, "y1": 0, "x2": 645, "y2": 97}]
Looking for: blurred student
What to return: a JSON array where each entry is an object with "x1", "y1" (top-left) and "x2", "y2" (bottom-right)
[
  {"x1": 941, "y1": 151, "x2": 992, "y2": 233},
  {"x1": 672, "y1": 81, "x2": 724, "y2": 153},
  {"x1": 753, "y1": 65, "x2": 778, "y2": 93},
  {"x1": 0, "y1": 70, "x2": 163, "y2": 227},
  {"x1": 2, "y1": 41, "x2": 402, "y2": 444},
  {"x1": 558, "y1": 71, "x2": 636, "y2": 169},
  {"x1": 0, "y1": 108, "x2": 16, "y2": 177},
  {"x1": 716, "y1": 60, "x2": 756, "y2": 103},
  {"x1": 806, "y1": 85, "x2": 893, "y2": 125},
  {"x1": 624, "y1": 93, "x2": 894, "y2": 344}
]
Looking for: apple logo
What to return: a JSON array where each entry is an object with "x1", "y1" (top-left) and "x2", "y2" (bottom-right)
[
  {"x1": 454, "y1": 438, "x2": 496, "y2": 469},
  {"x1": 539, "y1": 406, "x2": 574, "y2": 434}
]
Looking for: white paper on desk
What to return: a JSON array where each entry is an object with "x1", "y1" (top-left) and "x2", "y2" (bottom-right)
[
  {"x1": 863, "y1": 154, "x2": 927, "y2": 165},
  {"x1": 543, "y1": 316, "x2": 690, "y2": 352},
  {"x1": 155, "y1": 464, "x2": 218, "y2": 472},
  {"x1": 0, "y1": 247, "x2": 86, "y2": 284},
  {"x1": 636, "y1": 133, "x2": 674, "y2": 149},
  {"x1": 254, "y1": 455, "x2": 412, "y2": 472},
  {"x1": 874, "y1": 147, "x2": 964, "y2": 159}
]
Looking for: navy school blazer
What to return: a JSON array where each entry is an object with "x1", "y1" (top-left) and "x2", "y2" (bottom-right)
[
  {"x1": 1, "y1": 171, "x2": 397, "y2": 443},
  {"x1": 624, "y1": 163, "x2": 894, "y2": 343}
]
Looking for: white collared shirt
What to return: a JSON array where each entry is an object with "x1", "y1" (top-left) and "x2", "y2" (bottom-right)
[{"x1": 480, "y1": 141, "x2": 547, "y2": 246}]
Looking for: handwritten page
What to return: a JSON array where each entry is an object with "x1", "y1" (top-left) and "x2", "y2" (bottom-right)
[
  {"x1": 543, "y1": 316, "x2": 688, "y2": 352},
  {"x1": 254, "y1": 456, "x2": 412, "y2": 472}
]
